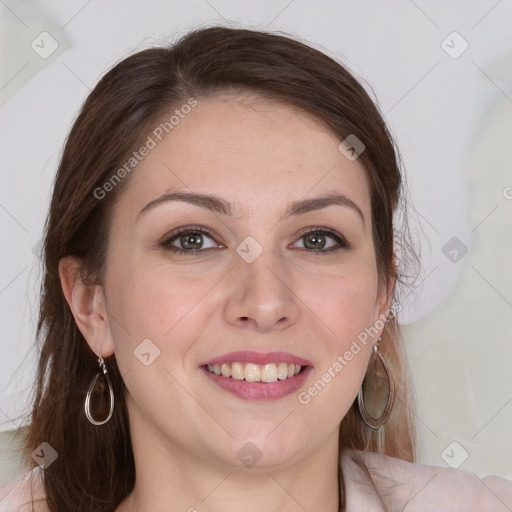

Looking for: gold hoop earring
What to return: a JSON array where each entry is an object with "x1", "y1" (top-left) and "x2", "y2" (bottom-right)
[
  {"x1": 357, "y1": 338, "x2": 395, "y2": 430},
  {"x1": 84, "y1": 356, "x2": 114, "y2": 426}
]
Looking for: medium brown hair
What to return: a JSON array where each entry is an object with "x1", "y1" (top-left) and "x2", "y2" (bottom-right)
[{"x1": 24, "y1": 25, "x2": 417, "y2": 511}]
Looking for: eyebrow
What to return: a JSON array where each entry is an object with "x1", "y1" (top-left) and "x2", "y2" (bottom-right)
[{"x1": 137, "y1": 190, "x2": 365, "y2": 226}]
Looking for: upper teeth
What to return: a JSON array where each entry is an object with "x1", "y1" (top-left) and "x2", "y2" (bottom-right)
[{"x1": 206, "y1": 362, "x2": 302, "y2": 382}]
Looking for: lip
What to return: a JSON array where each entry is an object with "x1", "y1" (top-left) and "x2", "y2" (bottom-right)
[
  {"x1": 199, "y1": 350, "x2": 312, "y2": 367},
  {"x1": 199, "y1": 351, "x2": 313, "y2": 402},
  {"x1": 201, "y1": 365, "x2": 313, "y2": 402}
]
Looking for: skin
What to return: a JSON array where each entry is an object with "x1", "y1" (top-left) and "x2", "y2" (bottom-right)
[{"x1": 60, "y1": 93, "x2": 394, "y2": 512}]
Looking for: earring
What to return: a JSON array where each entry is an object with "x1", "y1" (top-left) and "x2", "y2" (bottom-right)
[
  {"x1": 357, "y1": 337, "x2": 395, "y2": 430},
  {"x1": 84, "y1": 356, "x2": 114, "y2": 426}
]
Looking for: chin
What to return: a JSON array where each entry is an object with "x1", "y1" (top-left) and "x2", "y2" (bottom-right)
[{"x1": 200, "y1": 425, "x2": 310, "y2": 470}]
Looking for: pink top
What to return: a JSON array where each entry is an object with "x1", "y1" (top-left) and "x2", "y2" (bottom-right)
[{"x1": 1, "y1": 450, "x2": 511, "y2": 511}]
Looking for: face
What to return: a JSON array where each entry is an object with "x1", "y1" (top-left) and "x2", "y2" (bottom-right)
[{"x1": 97, "y1": 94, "x2": 391, "y2": 469}]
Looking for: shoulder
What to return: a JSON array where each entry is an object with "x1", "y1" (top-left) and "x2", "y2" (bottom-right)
[
  {"x1": 0, "y1": 467, "x2": 49, "y2": 512},
  {"x1": 341, "y1": 449, "x2": 512, "y2": 512}
]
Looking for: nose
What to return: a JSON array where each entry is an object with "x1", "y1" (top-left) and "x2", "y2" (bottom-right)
[{"x1": 224, "y1": 248, "x2": 301, "y2": 332}]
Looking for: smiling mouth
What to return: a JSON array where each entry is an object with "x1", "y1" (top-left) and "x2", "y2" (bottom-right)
[{"x1": 204, "y1": 362, "x2": 305, "y2": 383}]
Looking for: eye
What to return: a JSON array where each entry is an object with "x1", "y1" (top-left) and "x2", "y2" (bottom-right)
[
  {"x1": 292, "y1": 227, "x2": 348, "y2": 253},
  {"x1": 161, "y1": 226, "x2": 222, "y2": 254},
  {"x1": 160, "y1": 225, "x2": 348, "y2": 256}
]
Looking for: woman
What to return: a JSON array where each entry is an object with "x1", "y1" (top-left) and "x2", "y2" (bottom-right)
[{"x1": 1, "y1": 26, "x2": 511, "y2": 512}]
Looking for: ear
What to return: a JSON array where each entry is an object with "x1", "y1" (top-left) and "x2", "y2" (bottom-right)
[
  {"x1": 372, "y1": 270, "x2": 396, "y2": 336},
  {"x1": 378, "y1": 272, "x2": 395, "y2": 315},
  {"x1": 58, "y1": 256, "x2": 115, "y2": 359}
]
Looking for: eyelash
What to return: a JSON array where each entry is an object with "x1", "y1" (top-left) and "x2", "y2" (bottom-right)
[{"x1": 160, "y1": 225, "x2": 349, "y2": 256}]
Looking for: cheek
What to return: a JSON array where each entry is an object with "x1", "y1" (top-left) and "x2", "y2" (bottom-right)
[
  {"x1": 105, "y1": 259, "x2": 221, "y2": 366},
  {"x1": 295, "y1": 259, "x2": 378, "y2": 409},
  {"x1": 104, "y1": 264, "x2": 216, "y2": 421},
  {"x1": 305, "y1": 261, "x2": 379, "y2": 348}
]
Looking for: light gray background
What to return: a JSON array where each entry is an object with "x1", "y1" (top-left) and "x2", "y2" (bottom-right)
[{"x1": 1, "y1": 0, "x2": 511, "y2": 482}]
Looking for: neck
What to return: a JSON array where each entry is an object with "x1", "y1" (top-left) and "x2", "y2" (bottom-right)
[{"x1": 116, "y1": 409, "x2": 341, "y2": 512}]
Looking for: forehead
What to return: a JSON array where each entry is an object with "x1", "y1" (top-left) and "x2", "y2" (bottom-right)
[{"x1": 117, "y1": 94, "x2": 372, "y2": 221}]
